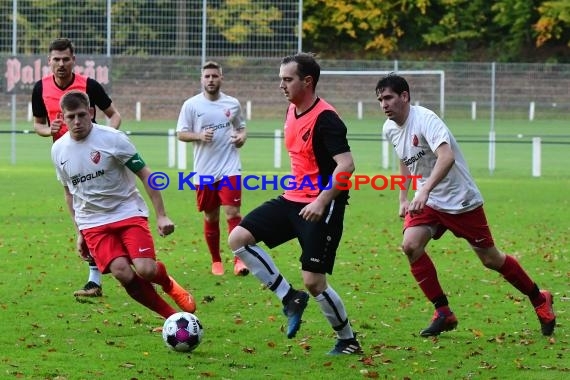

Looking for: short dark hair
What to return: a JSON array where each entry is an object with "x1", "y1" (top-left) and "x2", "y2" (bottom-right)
[
  {"x1": 202, "y1": 60, "x2": 222, "y2": 74},
  {"x1": 60, "y1": 90, "x2": 89, "y2": 111},
  {"x1": 281, "y1": 52, "x2": 320, "y2": 90},
  {"x1": 49, "y1": 38, "x2": 75, "y2": 55},
  {"x1": 375, "y1": 74, "x2": 410, "y2": 98}
]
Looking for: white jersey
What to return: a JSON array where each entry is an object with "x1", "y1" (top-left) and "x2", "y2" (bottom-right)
[
  {"x1": 176, "y1": 92, "x2": 245, "y2": 183},
  {"x1": 51, "y1": 124, "x2": 149, "y2": 230},
  {"x1": 383, "y1": 105, "x2": 483, "y2": 213}
]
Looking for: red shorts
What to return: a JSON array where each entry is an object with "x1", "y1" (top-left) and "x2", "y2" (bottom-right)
[
  {"x1": 81, "y1": 216, "x2": 155, "y2": 273},
  {"x1": 196, "y1": 175, "x2": 241, "y2": 212},
  {"x1": 404, "y1": 205, "x2": 495, "y2": 248}
]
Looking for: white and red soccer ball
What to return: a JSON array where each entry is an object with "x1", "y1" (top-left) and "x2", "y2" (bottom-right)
[{"x1": 162, "y1": 312, "x2": 204, "y2": 352}]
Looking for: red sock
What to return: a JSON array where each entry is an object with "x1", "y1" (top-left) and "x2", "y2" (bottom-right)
[
  {"x1": 123, "y1": 275, "x2": 176, "y2": 318},
  {"x1": 411, "y1": 253, "x2": 445, "y2": 301},
  {"x1": 499, "y1": 255, "x2": 539, "y2": 299},
  {"x1": 204, "y1": 219, "x2": 221, "y2": 262},
  {"x1": 436, "y1": 305, "x2": 452, "y2": 316},
  {"x1": 227, "y1": 216, "x2": 241, "y2": 234},
  {"x1": 153, "y1": 261, "x2": 172, "y2": 291}
]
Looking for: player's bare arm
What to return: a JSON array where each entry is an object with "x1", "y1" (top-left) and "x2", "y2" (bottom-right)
[
  {"x1": 136, "y1": 166, "x2": 175, "y2": 237},
  {"x1": 177, "y1": 128, "x2": 213, "y2": 143},
  {"x1": 418, "y1": 142, "x2": 455, "y2": 195},
  {"x1": 299, "y1": 151, "x2": 355, "y2": 222},
  {"x1": 33, "y1": 115, "x2": 63, "y2": 137},
  {"x1": 398, "y1": 161, "x2": 412, "y2": 217},
  {"x1": 409, "y1": 142, "x2": 455, "y2": 215},
  {"x1": 102, "y1": 104, "x2": 122, "y2": 129},
  {"x1": 63, "y1": 186, "x2": 90, "y2": 260}
]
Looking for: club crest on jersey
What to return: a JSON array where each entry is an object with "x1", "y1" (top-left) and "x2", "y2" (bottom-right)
[
  {"x1": 412, "y1": 134, "x2": 419, "y2": 147},
  {"x1": 225, "y1": 109, "x2": 231, "y2": 118},
  {"x1": 90, "y1": 151, "x2": 101, "y2": 164},
  {"x1": 302, "y1": 130, "x2": 311, "y2": 142}
]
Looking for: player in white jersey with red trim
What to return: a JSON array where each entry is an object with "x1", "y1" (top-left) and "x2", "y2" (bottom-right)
[
  {"x1": 385, "y1": 107, "x2": 483, "y2": 214},
  {"x1": 52, "y1": 90, "x2": 196, "y2": 320},
  {"x1": 177, "y1": 61, "x2": 248, "y2": 277},
  {"x1": 376, "y1": 74, "x2": 555, "y2": 337}
]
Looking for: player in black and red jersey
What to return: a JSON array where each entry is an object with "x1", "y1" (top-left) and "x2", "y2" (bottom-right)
[
  {"x1": 32, "y1": 38, "x2": 121, "y2": 297},
  {"x1": 229, "y1": 53, "x2": 362, "y2": 355}
]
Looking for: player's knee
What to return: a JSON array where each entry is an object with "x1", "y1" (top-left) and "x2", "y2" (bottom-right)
[
  {"x1": 133, "y1": 259, "x2": 157, "y2": 280},
  {"x1": 474, "y1": 247, "x2": 504, "y2": 270},
  {"x1": 401, "y1": 240, "x2": 421, "y2": 258},
  {"x1": 224, "y1": 206, "x2": 240, "y2": 219},
  {"x1": 203, "y1": 214, "x2": 219, "y2": 223},
  {"x1": 228, "y1": 226, "x2": 254, "y2": 251},
  {"x1": 301, "y1": 272, "x2": 326, "y2": 296},
  {"x1": 109, "y1": 257, "x2": 135, "y2": 284},
  {"x1": 478, "y1": 253, "x2": 503, "y2": 270}
]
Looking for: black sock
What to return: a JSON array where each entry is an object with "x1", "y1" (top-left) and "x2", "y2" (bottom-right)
[
  {"x1": 431, "y1": 294, "x2": 449, "y2": 309},
  {"x1": 282, "y1": 286, "x2": 296, "y2": 306}
]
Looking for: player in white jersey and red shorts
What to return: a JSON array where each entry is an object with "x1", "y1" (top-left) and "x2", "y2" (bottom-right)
[
  {"x1": 52, "y1": 90, "x2": 195, "y2": 320},
  {"x1": 33, "y1": 38, "x2": 122, "y2": 298},
  {"x1": 376, "y1": 74, "x2": 555, "y2": 337},
  {"x1": 177, "y1": 61, "x2": 248, "y2": 277}
]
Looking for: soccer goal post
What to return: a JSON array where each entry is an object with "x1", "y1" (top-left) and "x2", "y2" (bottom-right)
[
  {"x1": 321, "y1": 70, "x2": 445, "y2": 119},
  {"x1": 321, "y1": 70, "x2": 445, "y2": 170}
]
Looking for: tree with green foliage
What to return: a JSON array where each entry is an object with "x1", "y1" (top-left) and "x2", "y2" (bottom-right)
[
  {"x1": 2, "y1": 0, "x2": 568, "y2": 62},
  {"x1": 421, "y1": 0, "x2": 493, "y2": 60},
  {"x1": 207, "y1": 0, "x2": 281, "y2": 44},
  {"x1": 491, "y1": 0, "x2": 541, "y2": 61},
  {"x1": 303, "y1": 0, "x2": 415, "y2": 56},
  {"x1": 302, "y1": 0, "x2": 569, "y2": 61},
  {"x1": 535, "y1": 0, "x2": 570, "y2": 48}
]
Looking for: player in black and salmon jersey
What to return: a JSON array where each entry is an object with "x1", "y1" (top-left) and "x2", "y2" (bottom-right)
[
  {"x1": 32, "y1": 38, "x2": 121, "y2": 298},
  {"x1": 229, "y1": 53, "x2": 362, "y2": 355}
]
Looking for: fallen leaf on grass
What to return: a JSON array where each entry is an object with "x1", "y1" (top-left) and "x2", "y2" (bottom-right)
[
  {"x1": 359, "y1": 369, "x2": 379, "y2": 378},
  {"x1": 359, "y1": 356, "x2": 375, "y2": 366},
  {"x1": 299, "y1": 341, "x2": 311, "y2": 351},
  {"x1": 471, "y1": 329, "x2": 484, "y2": 337}
]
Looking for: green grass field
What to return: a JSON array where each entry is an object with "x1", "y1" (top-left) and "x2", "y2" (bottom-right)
[
  {"x1": 2, "y1": 117, "x2": 570, "y2": 177},
  {"x1": 0, "y1": 117, "x2": 568, "y2": 379}
]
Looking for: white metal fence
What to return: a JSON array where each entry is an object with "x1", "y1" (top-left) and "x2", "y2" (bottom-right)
[
  {"x1": 1, "y1": 0, "x2": 569, "y2": 175},
  {"x1": 2, "y1": 57, "x2": 569, "y2": 122},
  {"x1": 0, "y1": 0, "x2": 301, "y2": 58}
]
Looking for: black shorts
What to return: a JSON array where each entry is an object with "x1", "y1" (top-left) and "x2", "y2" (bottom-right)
[{"x1": 239, "y1": 195, "x2": 345, "y2": 274}]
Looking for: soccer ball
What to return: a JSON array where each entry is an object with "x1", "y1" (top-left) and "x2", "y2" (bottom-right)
[{"x1": 162, "y1": 312, "x2": 204, "y2": 352}]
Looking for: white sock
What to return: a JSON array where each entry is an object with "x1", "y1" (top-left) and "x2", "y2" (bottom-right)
[
  {"x1": 233, "y1": 245, "x2": 291, "y2": 300},
  {"x1": 314, "y1": 286, "x2": 354, "y2": 339},
  {"x1": 88, "y1": 264, "x2": 102, "y2": 286}
]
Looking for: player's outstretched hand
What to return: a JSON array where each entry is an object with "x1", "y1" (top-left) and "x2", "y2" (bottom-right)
[{"x1": 157, "y1": 215, "x2": 175, "y2": 237}]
